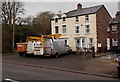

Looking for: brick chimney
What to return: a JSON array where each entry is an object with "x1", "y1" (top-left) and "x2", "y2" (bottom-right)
[
  {"x1": 77, "y1": 3, "x2": 82, "y2": 9},
  {"x1": 116, "y1": 11, "x2": 120, "y2": 20}
]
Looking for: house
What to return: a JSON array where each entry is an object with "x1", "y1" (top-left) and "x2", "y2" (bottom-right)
[
  {"x1": 51, "y1": 3, "x2": 111, "y2": 52},
  {"x1": 108, "y1": 11, "x2": 120, "y2": 50}
]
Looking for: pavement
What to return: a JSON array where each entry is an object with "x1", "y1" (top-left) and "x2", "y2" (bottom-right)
[{"x1": 2, "y1": 52, "x2": 119, "y2": 78}]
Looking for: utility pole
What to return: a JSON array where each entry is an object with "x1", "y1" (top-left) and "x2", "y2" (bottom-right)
[{"x1": 12, "y1": 19, "x2": 15, "y2": 50}]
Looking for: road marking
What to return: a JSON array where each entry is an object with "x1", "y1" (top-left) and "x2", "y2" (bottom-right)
[{"x1": 5, "y1": 78, "x2": 19, "y2": 82}]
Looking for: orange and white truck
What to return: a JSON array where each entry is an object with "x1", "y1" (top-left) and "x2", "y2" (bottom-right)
[{"x1": 16, "y1": 34, "x2": 69, "y2": 57}]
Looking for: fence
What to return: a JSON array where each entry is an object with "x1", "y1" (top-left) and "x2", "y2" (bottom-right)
[{"x1": 76, "y1": 46, "x2": 95, "y2": 58}]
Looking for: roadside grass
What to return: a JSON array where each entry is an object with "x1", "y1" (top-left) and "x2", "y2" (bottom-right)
[{"x1": 2, "y1": 51, "x2": 17, "y2": 56}]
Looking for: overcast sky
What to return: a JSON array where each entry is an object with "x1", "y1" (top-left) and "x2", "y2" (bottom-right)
[{"x1": 22, "y1": 1, "x2": 120, "y2": 18}]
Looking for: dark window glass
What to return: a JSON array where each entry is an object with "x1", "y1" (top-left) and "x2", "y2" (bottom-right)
[
  {"x1": 63, "y1": 17, "x2": 66, "y2": 21},
  {"x1": 55, "y1": 18, "x2": 58, "y2": 23},
  {"x1": 55, "y1": 26, "x2": 59, "y2": 34}
]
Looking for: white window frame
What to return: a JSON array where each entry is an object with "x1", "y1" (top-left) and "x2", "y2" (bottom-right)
[
  {"x1": 112, "y1": 38, "x2": 118, "y2": 46},
  {"x1": 63, "y1": 17, "x2": 66, "y2": 21},
  {"x1": 62, "y1": 24, "x2": 67, "y2": 34},
  {"x1": 89, "y1": 38, "x2": 94, "y2": 48},
  {"x1": 85, "y1": 15, "x2": 89, "y2": 21},
  {"x1": 75, "y1": 24, "x2": 80, "y2": 34},
  {"x1": 54, "y1": 25, "x2": 59, "y2": 34},
  {"x1": 75, "y1": 38, "x2": 86, "y2": 49},
  {"x1": 112, "y1": 25, "x2": 117, "y2": 31},
  {"x1": 85, "y1": 24, "x2": 90, "y2": 34},
  {"x1": 75, "y1": 16, "x2": 79, "y2": 22}
]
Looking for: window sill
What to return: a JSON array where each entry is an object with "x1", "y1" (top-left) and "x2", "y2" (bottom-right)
[
  {"x1": 55, "y1": 23, "x2": 58, "y2": 25},
  {"x1": 84, "y1": 20, "x2": 90, "y2": 22},
  {"x1": 74, "y1": 33, "x2": 80, "y2": 35},
  {"x1": 62, "y1": 33, "x2": 67, "y2": 35},
  {"x1": 84, "y1": 33, "x2": 90, "y2": 35},
  {"x1": 62, "y1": 21, "x2": 66, "y2": 23}
]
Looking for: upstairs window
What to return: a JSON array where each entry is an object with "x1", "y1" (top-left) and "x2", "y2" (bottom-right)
[
  {"x1": 55, "y1": 26, "x2": 59, "y2": 34},
  {"x1": 63, "y1": 17, "x2": 66, "y2": 21},
  {"x1": 112, "y1": 25, "x2": 117, "y2": 31},
  {"x1": 75, "y1": 25, "x2": 80, "y2": 33},
  {"x1": 85, "y1": 15, "x2": 89, "y2": 21},
  {"x1": 85, "y1": 25, "x2": 90, "y2": 34},
  {"x1": 55, "y1": 18, "x2": 58, "y2": 23},
  {"x1": 76, "y1": 16, "x2": 79, "y2": 22},
  {"x1": 62, "y1": 25, "x2": 67, "y2": 34}
]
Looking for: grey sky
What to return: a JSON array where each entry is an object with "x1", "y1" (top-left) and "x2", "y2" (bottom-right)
[{"x1": 23, "y1": 2, "x2": 119, "y2": 18}]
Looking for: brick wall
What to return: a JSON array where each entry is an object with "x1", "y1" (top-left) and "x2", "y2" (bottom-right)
[
  {"x1": 96, "y1": 6, "x2": 112, "y2": 52},
  {"x1": 109, "y1": 24, "x2": 120, "y2": 49}
]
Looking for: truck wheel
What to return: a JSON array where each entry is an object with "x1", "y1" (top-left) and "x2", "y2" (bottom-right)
[
  {"x1": 24, "y1": 53, "x2": 29, "y2": 57},
  {"x1": 67, "y1": 50, "x2": 70, "y2": 55},
  {"x1": 18, "y1": 53, "x2": 23, "y2": 56},
  {"x1": 55, "y1": 53, "x2": 59, "y2": 58}
]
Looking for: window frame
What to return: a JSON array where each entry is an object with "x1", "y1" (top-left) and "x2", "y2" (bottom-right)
[
  {"x1": 55, "y1": 18, "x2": 58, "y2": 23},
  {"x1": 75, "y1": 25, "x2": 80, "y2": 34},
  {"x1": 75, "y1": 16, "x2": 79, "y2": 22},
  {"x1": 85, "y1": 15, "x2": 89, "y2": 21},
  {"x1": 85, "y1": 24, "x2": 90, "y2": 34},
  {"x1": 112, "y1": 38, "x2": 118, "y2": 46},
  {"x1": 112, "y1": 25, "x2": 117, "y2": 31},
  {"x1": 63, "y1": 17, "x2": 66, "y2": 21},
  {"x1": 75, "y1": 38, "x2": 86, "y2": 49},
  {"x1": 62, "y1": 25, "x2": 67, "y2": 34},
  {"x1": 89, "y1": 38, "x2": 94, "y2": 48},
  {"x1": 55, "y1": 26, "x2": 59, "y2": 34}
]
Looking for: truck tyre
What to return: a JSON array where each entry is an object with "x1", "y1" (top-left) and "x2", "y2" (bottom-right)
[
  {"x1": 18, "y1": 53, "x2": 23, "y2": 56},
  {"x1": 25, "y1": 53, "x2": 29, "y2": 57},
  {"x1": 67, "y1": 50, "x2": 70, "y2": 55},
  {"x1": 55, "y1": 53, "x2": 59, "y2": 58}
]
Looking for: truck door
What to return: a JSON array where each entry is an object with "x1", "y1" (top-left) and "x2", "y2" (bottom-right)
[
  {"x1": 27, "y1": 41, "x2": 35, "y2": 54},
  {"x1": 44, "y1": 39, "x2": 52, "y2": 55}
]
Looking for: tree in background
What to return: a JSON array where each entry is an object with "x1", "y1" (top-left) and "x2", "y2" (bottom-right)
[
  {"x1": 33, "y1": 11, "x2": 54, "y2": 35},
  {"x1": 0, "y1": 0, "x2": 25, "y2": 52},
  {"x1": 14, "y1": 16, "x2": 38, "y2": 44}
]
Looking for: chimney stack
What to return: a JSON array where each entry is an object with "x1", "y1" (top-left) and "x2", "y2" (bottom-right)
[
  {"x1": 116, "y1": 11, "x2": 120, "y2": 20},
  {"x1": 77, "y1": 3, "x2": 82, "y2": 9}
]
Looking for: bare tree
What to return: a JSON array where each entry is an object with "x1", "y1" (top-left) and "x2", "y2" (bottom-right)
[
  {"x1": 0, "y1": 0, "x2": 25, "y2": 28},
  {"x1": 0, "y1": 0, "x2": 25, "y2": 52},
  {"x1": 33, "y1": 11, "x2": 54, "y2": 35},
  {"x1": 18, "y1": 16, "x2": 33, "y2": 26}
]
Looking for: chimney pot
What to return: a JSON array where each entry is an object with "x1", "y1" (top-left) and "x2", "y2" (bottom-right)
[
  {"x1": 116, "y1": 11, "x2": 120, "y2": 20},
  {"x1": 77, "y1": 3, "x2": 82, "y2": 9}
]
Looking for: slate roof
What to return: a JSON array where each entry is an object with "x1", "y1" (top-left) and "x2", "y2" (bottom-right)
[
  {"x1": 109, "y1": 19, "x2": 120, "y2": 24},
  {"x1": 65, "y1": 5, "x2": 103, "y2": 17}
]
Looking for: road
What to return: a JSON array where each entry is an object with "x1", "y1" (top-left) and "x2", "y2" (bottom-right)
[
  {"x1": 2, "y1": 54, "x2": 117, "y2": 75},
  {"x1": 2, "y1": 61, "x2": 117, "y2": 80}
]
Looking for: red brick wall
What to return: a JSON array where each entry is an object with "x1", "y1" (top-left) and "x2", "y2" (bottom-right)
[
  {"x1": 109, "y1": 24, "x2": 120, "y2": 48},
  {"x1": 96, "y1": 6, "x2": 112, "y2": 52}
]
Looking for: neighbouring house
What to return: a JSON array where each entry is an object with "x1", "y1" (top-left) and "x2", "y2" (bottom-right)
[
  {"x1": 108, "y1": 11, "x2": 120, "y2": 50},
  {"x1": 51, "y1": 3, "x2": 112, "y2": 52}
]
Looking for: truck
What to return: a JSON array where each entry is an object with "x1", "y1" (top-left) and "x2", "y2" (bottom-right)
[{"x1": 16, "y1": 34, "x2": 70, "y2": 58}]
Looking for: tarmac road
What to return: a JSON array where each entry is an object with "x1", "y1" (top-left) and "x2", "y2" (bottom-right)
[
  {"x1": 2, "y1": 62, "x2": 117, "y2": 80},
  {"x1": 2, "y1": 54, "x2": 118, "y2": 76}
]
